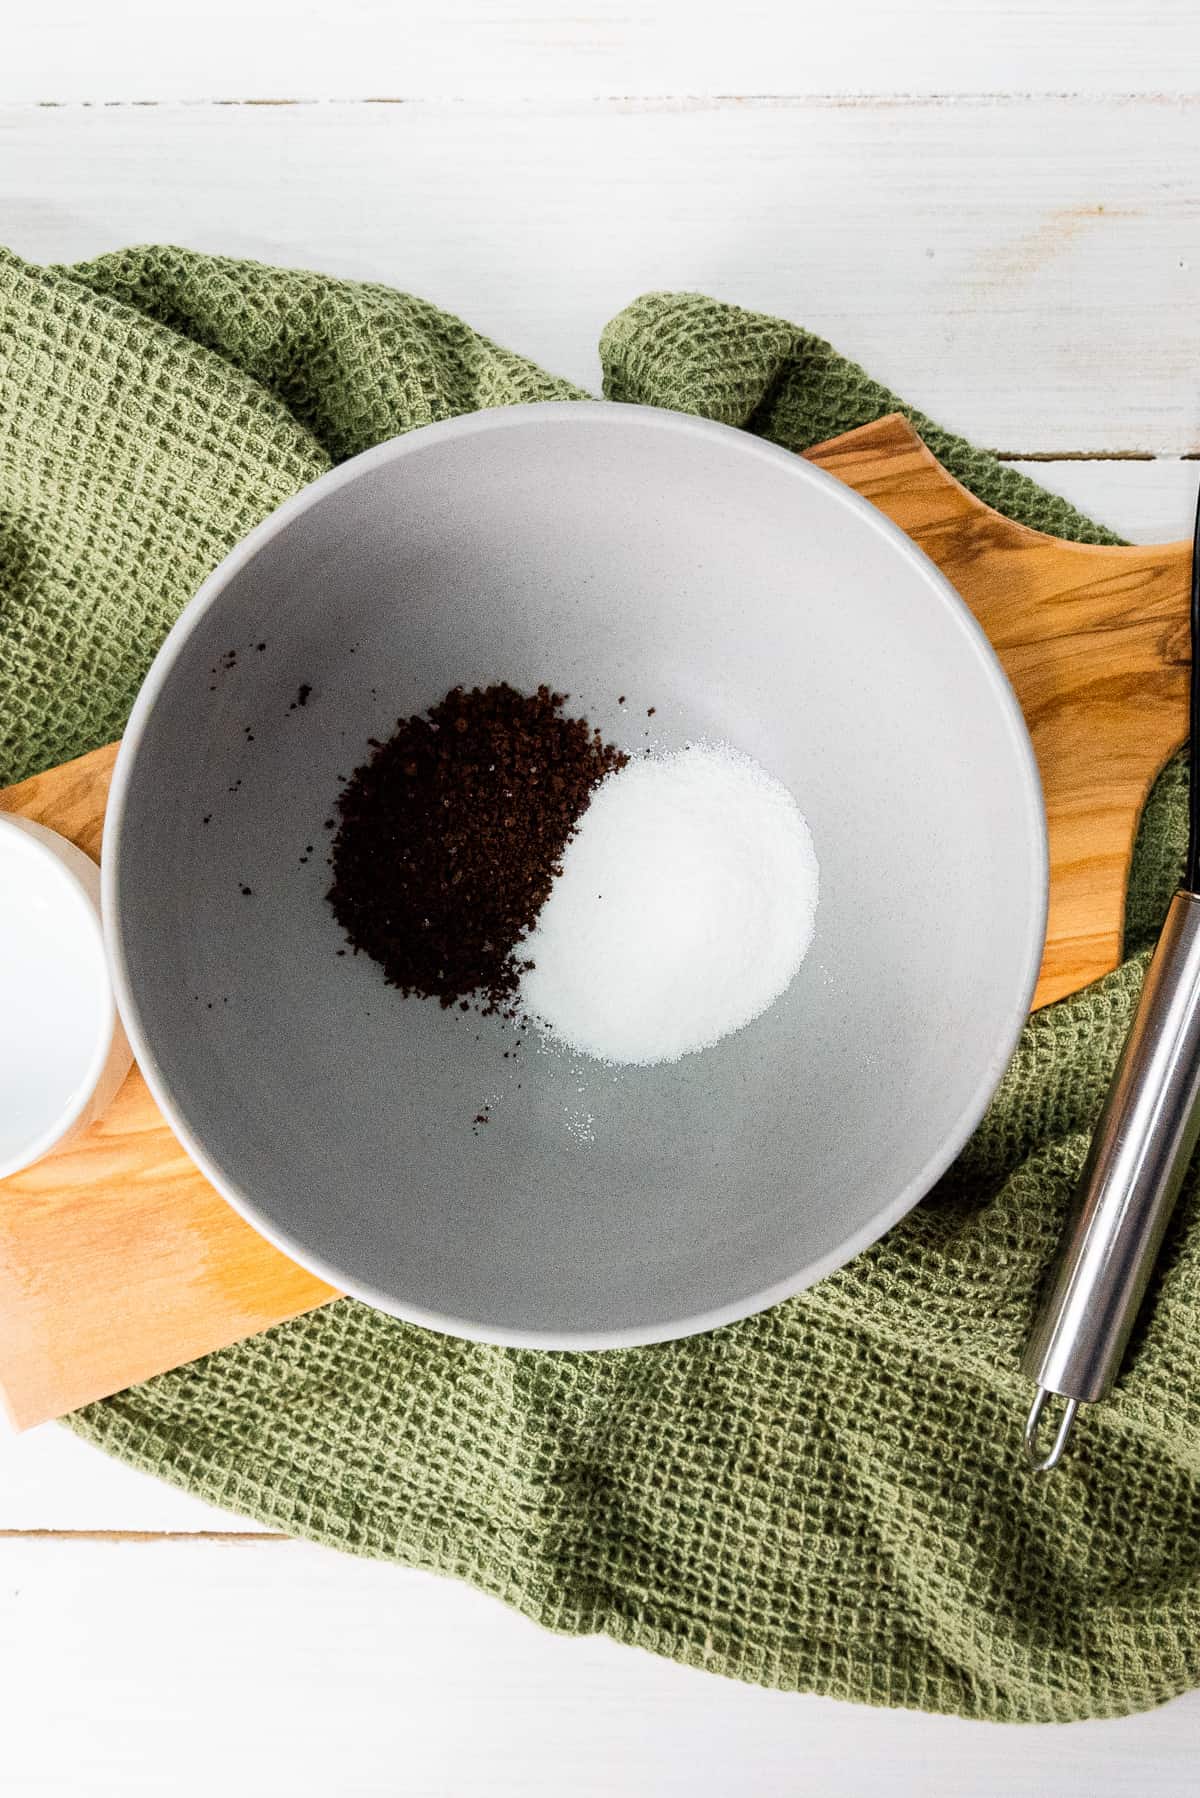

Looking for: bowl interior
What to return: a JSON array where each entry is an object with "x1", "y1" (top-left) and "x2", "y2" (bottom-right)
[
  {"x1": 0, "y1": 820, "x2": 111, "y2": 1175},
  {"x1": 108, "y1": 403, "x2": 1045, "y2": 1344}
]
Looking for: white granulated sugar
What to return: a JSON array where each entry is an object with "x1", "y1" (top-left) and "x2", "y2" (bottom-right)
[{"x1": 518, "y1": 744, "x2": 818, "y2": 1067}]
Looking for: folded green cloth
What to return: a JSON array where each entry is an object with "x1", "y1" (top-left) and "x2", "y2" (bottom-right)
[{"x1": 3, "y1": 246, "x2": 1198, "y2": 1724}]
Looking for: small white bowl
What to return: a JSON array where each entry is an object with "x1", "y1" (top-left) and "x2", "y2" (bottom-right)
[{"x1": 0, "y1": 815, "x2": 132, "y2": 1179}]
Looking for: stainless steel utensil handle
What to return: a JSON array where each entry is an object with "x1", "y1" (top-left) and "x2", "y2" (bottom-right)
[{"x1": 1022, "y1": 887, "x2": 1200, "y2": 1470}]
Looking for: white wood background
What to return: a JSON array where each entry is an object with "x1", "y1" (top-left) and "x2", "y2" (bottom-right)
[{"x1": 4, "y1": 4, "x2": 1200, "y2": 1790}]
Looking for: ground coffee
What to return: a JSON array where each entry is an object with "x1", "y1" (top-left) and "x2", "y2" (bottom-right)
[{"x1": 327, "y1": 683, "x2": 627, "y2": 1011}]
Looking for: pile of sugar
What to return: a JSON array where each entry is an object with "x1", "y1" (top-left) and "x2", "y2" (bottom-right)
[{"x1": 518, "y1": 744, "x2": 819, "y2": 1066}]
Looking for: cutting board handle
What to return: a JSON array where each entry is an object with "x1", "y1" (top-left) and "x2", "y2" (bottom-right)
[{"x1": 805, "y1": 414, "x2": 1191, "y2": 1009}]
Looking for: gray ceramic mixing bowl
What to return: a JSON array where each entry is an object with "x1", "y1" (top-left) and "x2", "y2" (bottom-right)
[{"x1": 105, "y1": 402, "x2": 1047, "y2": 1348}]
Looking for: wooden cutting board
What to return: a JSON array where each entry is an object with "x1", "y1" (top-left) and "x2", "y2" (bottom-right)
[{"x1": 0, "y1": 412, "x2": 1191, "y2": 1430}]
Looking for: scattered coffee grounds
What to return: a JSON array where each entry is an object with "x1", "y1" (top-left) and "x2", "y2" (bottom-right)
[{"x1": 327, "y1": 683, "x2": 627, "y2": 1012}]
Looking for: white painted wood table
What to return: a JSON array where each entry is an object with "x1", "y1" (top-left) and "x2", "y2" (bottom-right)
[{"x1": 3, "y1": 5, "x2": 1200, "y2": 1791}]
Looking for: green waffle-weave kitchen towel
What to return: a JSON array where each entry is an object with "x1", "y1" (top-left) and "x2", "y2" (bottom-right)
[{"x1": 3, "y1": 245, "x2": 1198, "y2": 1724}]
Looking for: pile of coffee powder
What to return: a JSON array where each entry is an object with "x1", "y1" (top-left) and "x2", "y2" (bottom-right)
[{"x1": 327, "y1": 683, "x2": 628, "y2": 1012}]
